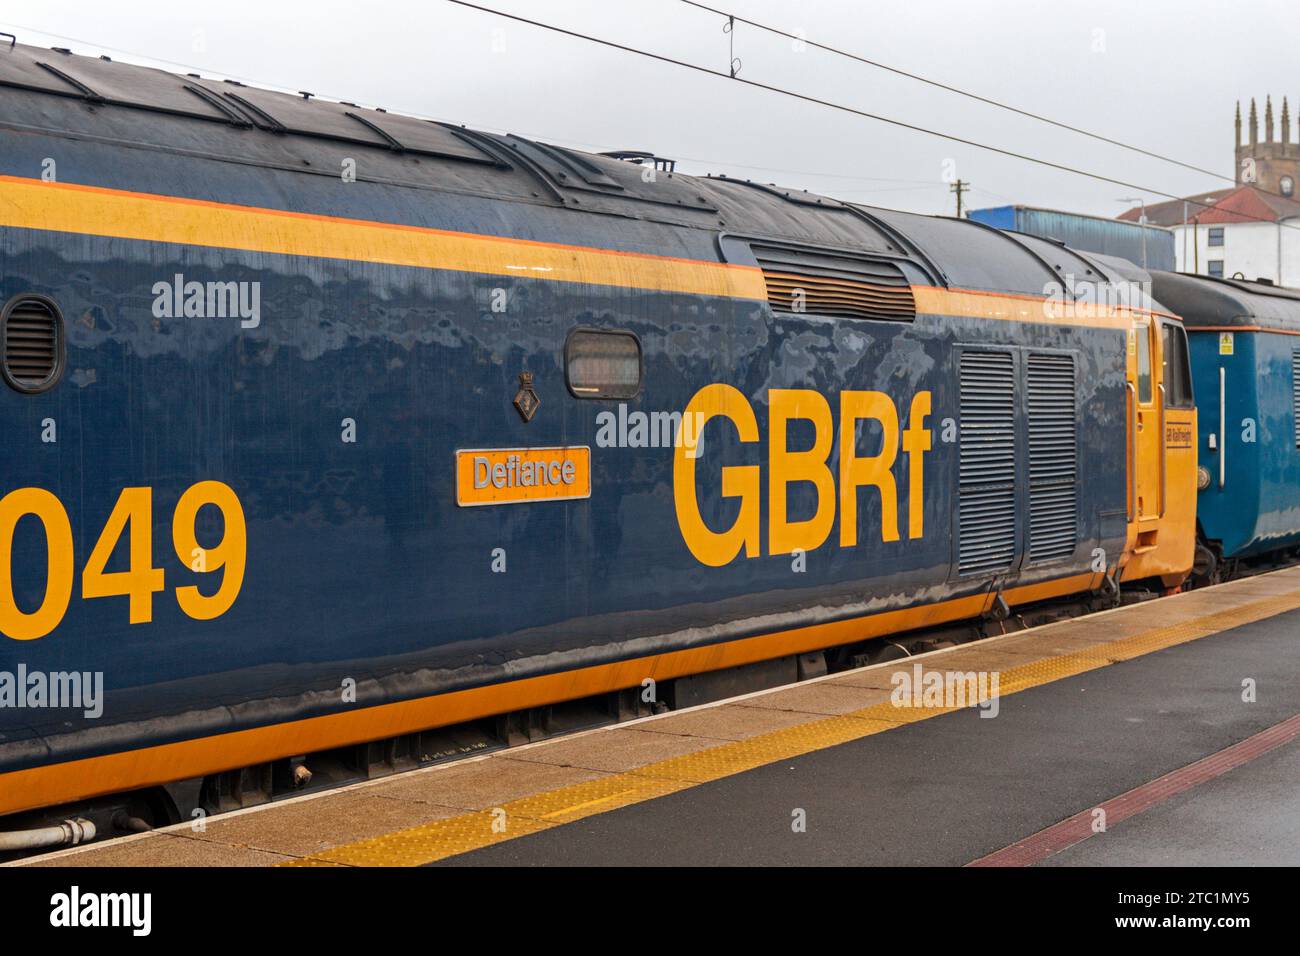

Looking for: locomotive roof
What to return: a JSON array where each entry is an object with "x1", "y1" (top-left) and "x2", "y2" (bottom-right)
[
  {"x1": 1149, "y1": 270, "x2": 1300, "y2": 330},
  {"x1": 0, "y1": 41, "x2": 1155, "y2": 307}
]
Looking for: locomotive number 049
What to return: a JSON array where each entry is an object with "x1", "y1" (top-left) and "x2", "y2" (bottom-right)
[{"x1": 0, "y1": 481, "x2": 246, "y2": 641}]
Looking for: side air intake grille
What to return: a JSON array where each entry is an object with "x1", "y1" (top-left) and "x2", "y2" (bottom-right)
[
  {"x1": 1293, "y1": 349, "x2": 1300, "y2": 449},
  {"x1": 1027, "y1": 353, "x2": 1078, "y2": 562},
  {"x1": 2, "y1": 297, "x2": 64, "y2": 393},
  {"x1": 958, "y1": 351, "x2": 1016, "y2": 575},
  {"x1": 752, "y1": 244, "x2": 915, "y2": 321}
]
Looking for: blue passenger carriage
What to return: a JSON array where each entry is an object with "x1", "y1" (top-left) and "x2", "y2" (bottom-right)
[{"x1": 1150, "y1": 271, "x2": 1300, "y2": 576}]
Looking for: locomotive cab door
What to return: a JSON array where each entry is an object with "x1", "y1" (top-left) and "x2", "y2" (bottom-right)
[
  {"x1": 1129, "y1": 319, "x2": 1163, "y2": 532},
  {"x1": 1123, "y1": 316, "x2": 1196, "y2": 587}
]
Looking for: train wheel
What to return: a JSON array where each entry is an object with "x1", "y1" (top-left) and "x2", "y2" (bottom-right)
[{"x1": 1192, "y1": 542, "x2": 1219, "y2": 587}]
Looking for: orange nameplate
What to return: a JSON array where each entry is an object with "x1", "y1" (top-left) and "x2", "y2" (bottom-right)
[{"x1": 455, "y1": 447, "x2": 591, "y2": 506}]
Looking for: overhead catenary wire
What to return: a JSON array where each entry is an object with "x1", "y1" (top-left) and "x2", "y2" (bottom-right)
[
  {"x1": 442, "y1": 0, "x2": 1300, "y2": 234},
  {"x1": 679, "y1": 0, "x2": 1237, "y2": 186},
  {"x1": 2, "y1": 8, "x2": 1293, "y2": 231}
]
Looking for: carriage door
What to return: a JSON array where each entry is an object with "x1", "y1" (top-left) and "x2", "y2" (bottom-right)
[{"x1": 1128, "y1": 319, "x2": 1163, "y2": 530}]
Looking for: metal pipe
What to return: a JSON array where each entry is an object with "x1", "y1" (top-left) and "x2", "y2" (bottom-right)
[
  {"x1": 112, "y1": 811, "x2": 153, "y2": 834},
  {"x1": 0, "y1": 818, "x2": 96, "y2": 852}
]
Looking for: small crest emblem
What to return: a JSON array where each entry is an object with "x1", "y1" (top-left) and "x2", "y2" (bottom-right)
[{"x1": 513, "y1": 371, "x2": 540, "y2": 422}]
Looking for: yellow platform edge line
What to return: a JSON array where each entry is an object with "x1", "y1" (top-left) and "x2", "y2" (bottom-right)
[{"x1": 279, "y1": 586, "x2": 1300, "y2": 867}]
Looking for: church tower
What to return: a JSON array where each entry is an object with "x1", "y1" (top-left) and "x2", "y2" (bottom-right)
[{"x1": 1236, "y1": 96, "x2": 1300, "y2": 196}]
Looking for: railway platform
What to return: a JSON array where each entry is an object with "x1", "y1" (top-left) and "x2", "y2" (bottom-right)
[{"x1": 18, "y1": 567, "x2": 1300, "y2": 868}]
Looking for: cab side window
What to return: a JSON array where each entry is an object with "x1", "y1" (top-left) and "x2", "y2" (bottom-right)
[
  {"x1": 1136, "y1": 325, "x2": 1153, "y2": 404},
  {"x1": 1161, "y1": 323, "x2": 1194, "y2": 408}
]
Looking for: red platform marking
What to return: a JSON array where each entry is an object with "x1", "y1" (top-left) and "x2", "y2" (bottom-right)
[{"x1": 967, "y1": 713, "x2": 1300, "y2": 867}]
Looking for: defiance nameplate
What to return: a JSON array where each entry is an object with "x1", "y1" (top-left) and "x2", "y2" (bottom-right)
[{"x1": 455, "y1": 446, "x2": 592, "y2": 506}]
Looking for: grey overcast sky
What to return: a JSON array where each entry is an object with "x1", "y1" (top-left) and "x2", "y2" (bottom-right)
[{"x1": 2, "y1": 1, "x2": 1293, "y2": 218}]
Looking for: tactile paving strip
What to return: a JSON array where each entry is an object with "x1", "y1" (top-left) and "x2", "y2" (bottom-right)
[
  {"x1": 281, "y1": 811, "x2": 552, "y2": 868},
  {"x1": 278, "y1": 582, "x2": 1300, "y2": 866}
]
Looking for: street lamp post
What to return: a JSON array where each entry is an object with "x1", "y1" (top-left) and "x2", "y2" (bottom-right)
[{"x1": 1119, "y1": 197, "x2": 1148, "y2": 270}]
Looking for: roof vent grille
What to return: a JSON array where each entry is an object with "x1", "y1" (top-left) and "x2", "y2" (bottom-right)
[{"x1": 752, "y1": 244, "x2": 915, "y2": 321}]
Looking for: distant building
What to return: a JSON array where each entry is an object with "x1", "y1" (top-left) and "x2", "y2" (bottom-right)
[
  {"x1": 1235, "y1": 95, "x2": 1300, "y2": 196},
  {"x1": 1117, "y1": 97, "x2": 1300, "y2": 284},
  {"x1": 967, "y1": 204, "x2": 1174, "y2": 271}
]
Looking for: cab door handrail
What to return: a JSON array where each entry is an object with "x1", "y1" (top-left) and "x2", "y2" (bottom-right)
[
  {"x1": 1158, "y1": 383, "x2": 1168, "y2": 518},
  {"x1": 1126, "y1": 380, "x2": 1138, "y2": 521}
]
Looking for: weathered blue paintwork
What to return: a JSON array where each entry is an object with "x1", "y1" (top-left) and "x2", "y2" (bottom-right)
[
  {"x1": 1151, "y1": 271, "x2": 1300, "y2": 559},
  {"x1": 0, "y1": 46, "x2": 1131, "y2": 793}
]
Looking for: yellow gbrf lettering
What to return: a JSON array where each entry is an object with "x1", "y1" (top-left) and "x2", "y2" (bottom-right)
[
  {"x1": 902, "y1": 392, "x2": 932, "y2": 540},
  {"x1": 769, "y1": 389, "x2": 836, "y2": 556},
  {"x1": 0, "y1": 488, "x2": 74, "y2": 641},
  {"x1": 839, "y1": 391, "x2": 900, "y2": 546},
  {"x1": 673, "y1": 383, "x2": 761, "y2": 567}
]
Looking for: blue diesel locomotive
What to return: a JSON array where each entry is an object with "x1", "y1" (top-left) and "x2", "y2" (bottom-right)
[{"x1": 0, "y1": 45, "x2": 1196, "y2": 834}]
